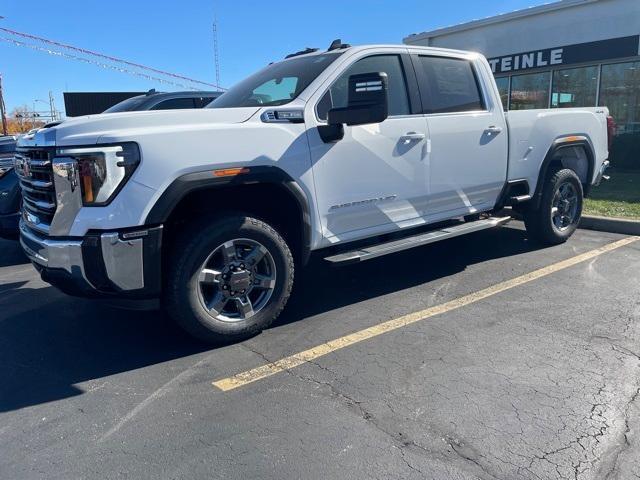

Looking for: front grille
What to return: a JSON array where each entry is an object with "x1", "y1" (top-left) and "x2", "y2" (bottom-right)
[{"x1": 15, "y1": 147, "x2": 57, "y2": 229}]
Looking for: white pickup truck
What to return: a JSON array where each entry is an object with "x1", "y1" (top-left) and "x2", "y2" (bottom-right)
[{"x1": 16, "y1": 41, "x2": 611, "y2": 343}]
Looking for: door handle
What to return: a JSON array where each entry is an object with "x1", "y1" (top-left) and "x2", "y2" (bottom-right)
[
  {"x1": 485, "y1": 125, "x2": 503, "y2": 136},
  {"x1": 400, "y1": 132, "x2": 426, "y2": 143}
]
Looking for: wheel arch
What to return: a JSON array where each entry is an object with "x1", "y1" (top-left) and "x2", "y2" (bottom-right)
[
  {"x1": 145, "y1": 166, "x2": 312, "y2": 265},
  {"x1": 532, "y1": 137, "x2": 595, "y2": 209}
]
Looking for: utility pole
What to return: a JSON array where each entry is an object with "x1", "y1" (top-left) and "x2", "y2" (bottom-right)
[
  {"x1": 48, "y1": 91, "x2": 56, "y2": 121},
  {"x1": 0, "y1": 19, "x2": 6, "y2": 134},
  {"x1": 212, "y1": 7, "x2": 221, "y2": 91},
  {"x1": 0, "y1": 73, "x2": 8, "y2": 135}
]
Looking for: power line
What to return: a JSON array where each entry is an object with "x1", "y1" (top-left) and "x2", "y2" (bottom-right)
[
  {"x1": 0, "y1": 36, "x2": 209, "y2": 90},
  {"x1": 0, "y1": 26, "x2": 225, "y2": 90}
]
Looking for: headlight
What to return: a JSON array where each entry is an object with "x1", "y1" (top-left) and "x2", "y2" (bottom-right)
[{"x1": 55, "y1": 142, "x2": 140, "y2": 206}]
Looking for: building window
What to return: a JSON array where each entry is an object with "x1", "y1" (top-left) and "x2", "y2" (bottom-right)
[
  {"x1": 599, "y1": 61, "x2": 640, "y2": 169},
  {"x1": 509, "y1": 71, "x2": 550, "y2": 110},
  {"x1": 551, "y1": 66, "x2": 599, "y2": 108},
  {"x1": 495, "y1": 77, "x2": 509, "y2": 110},
  {"x1": 599, "y1": 61, "x2": 640, "y2": 132}
]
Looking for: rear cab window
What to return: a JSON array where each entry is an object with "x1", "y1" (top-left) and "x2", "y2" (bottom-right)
[{"x1": 415, "y1": 56, "x2": 486, "y2": 114}]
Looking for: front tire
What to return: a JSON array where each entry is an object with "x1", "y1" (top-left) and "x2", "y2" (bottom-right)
[
  {"x1": 524, "y1": 168, "x2": 583, "y2": 245},
  {"x1": 164, "y1": 215, "x2": 294, "y2": 344}
]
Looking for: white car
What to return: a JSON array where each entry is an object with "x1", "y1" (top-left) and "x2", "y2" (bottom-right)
[{"x1": 16, "y1": 41, "x2": 611, "y2": 343}]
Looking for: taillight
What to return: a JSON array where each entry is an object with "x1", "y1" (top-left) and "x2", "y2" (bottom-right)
[{"x1": 606, "y1": 116, "x2": 616, "y2": 151}]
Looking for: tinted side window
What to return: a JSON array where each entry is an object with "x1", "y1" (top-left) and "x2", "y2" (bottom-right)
[
  {"x1": 317, "y1": 55, "x2": 410, "y2": 120},
  {"x1": 151, "y1": 98, "x2": 196, "y2": 110},
  {"x1": 195, "y1": 97, "x2": 215, "y2": 108},
  {"x1": 417, "y1": 56, "x2": 485, "y2": 114}
]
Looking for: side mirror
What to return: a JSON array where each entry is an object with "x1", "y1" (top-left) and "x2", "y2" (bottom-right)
[{"x1": 328, "y1": 72, "x2": 389, "y2": 126}]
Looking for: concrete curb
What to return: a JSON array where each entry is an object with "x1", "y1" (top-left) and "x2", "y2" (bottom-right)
[{"x1": 579, "y1": 215, "x2": 640, "y2": 236}]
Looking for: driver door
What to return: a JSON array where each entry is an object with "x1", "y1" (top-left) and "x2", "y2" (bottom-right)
[{"x1": 306, "y1": 53, "x2": 429, "y2": 243}]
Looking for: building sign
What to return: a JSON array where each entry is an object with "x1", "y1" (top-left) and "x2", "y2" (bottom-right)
[{"x1": 488, "y1": 35, "x2": 640, "y2": 74}]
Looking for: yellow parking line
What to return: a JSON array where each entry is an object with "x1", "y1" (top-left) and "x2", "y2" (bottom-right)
[{"x1": 213, "y1": 236, "x2": 639, "y2": 392}]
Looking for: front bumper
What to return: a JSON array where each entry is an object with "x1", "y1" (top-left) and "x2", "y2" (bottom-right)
[{"x1": 20, "y1": 221, "x2": 163, "y2": 298}]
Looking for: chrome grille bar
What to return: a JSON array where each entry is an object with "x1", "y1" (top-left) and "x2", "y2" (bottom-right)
[
  {"x1": 19, "y1": 178, "x2": 52, "y2": 189},
  {"x1": 22, "y1": 193, "x2": 56, "y2": 210},
  {"x1": 15, "y1": 147, "x2": 56, "y2": 232}
]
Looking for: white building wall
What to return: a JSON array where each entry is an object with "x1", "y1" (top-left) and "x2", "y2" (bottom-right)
[{"x1": 404, "y1": 0, "x2": 640, "y2": 58}]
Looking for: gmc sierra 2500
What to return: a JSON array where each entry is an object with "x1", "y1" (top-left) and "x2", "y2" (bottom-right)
[{"x1": 16, "y1": 41, "x2": 611, "y2": 343}]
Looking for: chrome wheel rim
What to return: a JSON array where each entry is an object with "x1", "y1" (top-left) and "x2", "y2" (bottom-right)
[
  {"x1": 551, "y1": 182, "x2": 579, "y2": 232},
  {"x1": 197, "y1": 238, "x2": 276, "y2": 323}
]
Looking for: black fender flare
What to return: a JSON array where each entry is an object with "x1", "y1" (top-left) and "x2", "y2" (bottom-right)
[
  {"x1": 145, "y1": 166, "x2": 313, "y2": 264},
  {"x1": 532, "y1": 137, "x2": 595, "y2": 209}
]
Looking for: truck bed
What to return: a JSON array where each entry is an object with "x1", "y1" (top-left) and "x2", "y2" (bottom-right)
[{"x1": 505, "y1": 107, "x2": 609, "y2": 193}]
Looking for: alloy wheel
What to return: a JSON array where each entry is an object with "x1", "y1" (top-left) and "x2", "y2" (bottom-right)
[
  {"x1": 196, "y1": 238, "x2": 277, "y2": 322},
  {"x1": 551, "y1": 182, "x2": 579, "y2": 232}
]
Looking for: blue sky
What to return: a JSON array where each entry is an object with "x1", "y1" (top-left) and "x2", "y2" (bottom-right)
[{"x1": 1, "y1": 0, "x2": 540, "y2": 115}]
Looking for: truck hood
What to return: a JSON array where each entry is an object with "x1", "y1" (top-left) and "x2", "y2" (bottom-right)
[{"x1": 18, "y1": 107, "x2": 261, "y2": 148}]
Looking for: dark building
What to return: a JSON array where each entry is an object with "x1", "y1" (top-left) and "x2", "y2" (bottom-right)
[{"x1": 63, "y1": 92, "x2": 144, "y2": 117}]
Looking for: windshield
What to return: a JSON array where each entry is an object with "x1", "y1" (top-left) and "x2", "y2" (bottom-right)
[
  {"x1": 103, "y1": 95, "x2": 148, "y2": 113},
  {"x1": 209, "y1": 52, "x2": 344, "y2": 108}
]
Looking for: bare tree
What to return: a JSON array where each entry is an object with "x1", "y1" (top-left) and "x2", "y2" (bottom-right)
[{"x1": 8, "y1": 105, "x2": 44, "y2": 133}]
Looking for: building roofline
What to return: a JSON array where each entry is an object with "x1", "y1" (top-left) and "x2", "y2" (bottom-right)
[{"x1": 404, "y1": 0, "x2": 600, "y2": 43}]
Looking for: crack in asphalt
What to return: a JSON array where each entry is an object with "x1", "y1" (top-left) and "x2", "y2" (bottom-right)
[
  {"x1": 601, "y1": 387, "x2": 640, "y2": 480},
  {"x1": 241, "y1": 329, "x2": 640, "y2": 480},
  {"x1": 445, "y1": 435, "x2": 505, "y2": 480},
  {"x1": 237, "y1": 284, "x2": 640, "y2": 480},
  {"x1": 241, "y1": 342, "x2": 505, "y2": 479}
]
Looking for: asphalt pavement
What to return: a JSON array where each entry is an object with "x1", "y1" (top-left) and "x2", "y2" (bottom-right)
[{"x1": 1, "y1": 222, "x2": 639, "y2": 479}]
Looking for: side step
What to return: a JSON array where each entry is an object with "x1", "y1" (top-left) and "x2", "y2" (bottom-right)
[
  {"x1": 508, "y1": 194, "x2": 532, "y2": 205},
  {"x1": 324, "y1": 216, "x2": 512, "y2": 265}
]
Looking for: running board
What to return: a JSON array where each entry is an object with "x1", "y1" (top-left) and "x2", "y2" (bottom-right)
[
  {"x1": 508, "y1": 194, "x2": 532, "y2": 204},
  {"x1": 324, "y1": 216, "x2": 512, "y2": 265}
]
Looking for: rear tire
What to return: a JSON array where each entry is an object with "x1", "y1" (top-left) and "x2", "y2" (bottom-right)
[
  {"x1": 164, "y1": 215, "x2": 294, "y2": 344},
  {"x1": 524, "y1": 168, "x2": 583, "y2": 245}
]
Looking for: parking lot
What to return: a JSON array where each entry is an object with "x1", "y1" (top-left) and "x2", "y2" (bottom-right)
[{"x1": 1, "y1": 222, "x2": 639, "y2": 479}]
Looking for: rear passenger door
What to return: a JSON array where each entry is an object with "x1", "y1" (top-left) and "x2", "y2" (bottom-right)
[{"x1": 413, "y1": 54, "x2": 508, "y2": 218}]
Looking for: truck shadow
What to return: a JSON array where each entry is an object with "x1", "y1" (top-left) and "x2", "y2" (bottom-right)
[
  {"x1": 0, "y1": 237, "x2": 29, "y2": 268},
  {"x1": 278, "y1": 225, "x2": 543, "y2": 326},
  {"x1": 0, "y1": 289, "x2": 209, "y2": 413},
  {"x1": 0, "y1": 225, "x2": 543, "y2": 412}
]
